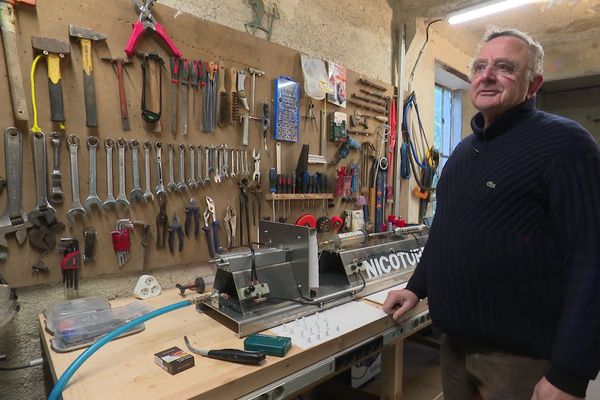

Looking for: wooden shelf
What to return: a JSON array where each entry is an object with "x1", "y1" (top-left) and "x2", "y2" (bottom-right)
[{"x1": 265, "y1": 193, "x2": 334, "y2": 201}]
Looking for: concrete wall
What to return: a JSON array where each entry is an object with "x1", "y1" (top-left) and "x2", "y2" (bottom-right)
[
  {"x1": 0, "y1": 2, "x2": 474, "y2": 399},
  {"x1": 539, "y1": 87, "x2": 600, "y2": 143}
]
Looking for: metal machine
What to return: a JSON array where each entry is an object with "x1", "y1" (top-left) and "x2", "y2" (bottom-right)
[{"x1": 200, "y1": 221, "x2": 428, "y2": 337}]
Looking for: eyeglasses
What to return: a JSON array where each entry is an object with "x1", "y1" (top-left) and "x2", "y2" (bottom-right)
[{"x1": 471, "y1": 60, "x2": 518, "y2": 77}]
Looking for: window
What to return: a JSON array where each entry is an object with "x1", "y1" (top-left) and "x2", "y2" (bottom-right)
[{"x1": 434, "y1": 84, "x2": 463, "y2": 174}]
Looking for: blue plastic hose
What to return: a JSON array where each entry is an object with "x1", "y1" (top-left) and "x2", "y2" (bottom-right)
[{"x1": 48, "y1": 300, "x2": 192, "y2": 400}]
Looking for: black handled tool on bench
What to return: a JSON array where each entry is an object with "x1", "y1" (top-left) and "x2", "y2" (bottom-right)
[{"x1": 184, "y1": 336, "x2": 265, "y2": 365}]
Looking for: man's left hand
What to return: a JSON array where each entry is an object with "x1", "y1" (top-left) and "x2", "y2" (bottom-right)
[{"x1": 531, "y1": 377, "x2": 583, "y2": 400}]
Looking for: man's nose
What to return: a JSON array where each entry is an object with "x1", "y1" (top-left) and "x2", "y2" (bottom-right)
[{"x1": 479, "y1": 64, "x2": 497, "y2": 81}]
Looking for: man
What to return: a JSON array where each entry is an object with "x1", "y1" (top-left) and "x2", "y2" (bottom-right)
[{"x1": 384, "y1": 27, "x2": 600, "y2": 400}]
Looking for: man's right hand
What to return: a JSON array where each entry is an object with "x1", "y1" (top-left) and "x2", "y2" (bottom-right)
[{"x1": 382, "y1": 289, "x2": 419, "y2": 321}]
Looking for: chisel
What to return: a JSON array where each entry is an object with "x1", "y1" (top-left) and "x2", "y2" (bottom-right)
[
  {"x1": 169, "y1": 56, "x2": 180, "y2": 134},
  {"x1": 181, "y1": 58, "x2": 189, "y2": 135}
]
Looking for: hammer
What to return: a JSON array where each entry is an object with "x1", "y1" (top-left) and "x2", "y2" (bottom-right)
[
  {"x1": 69, "y1": 25, "x2": 106, "y2": 127},
  {"x1": 0, "y1": 0, "x2": 35, "y2": 123},
  {"x1": 31, "y1": 36, "x2": 70, "y2": 124},
  {"x1": 101, "y1": 56, "x2": 133, "y2": 131}
]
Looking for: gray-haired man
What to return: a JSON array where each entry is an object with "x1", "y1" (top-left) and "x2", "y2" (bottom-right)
[{"x1": 384, "y1": 28, "x2": 600, "y2": 400}]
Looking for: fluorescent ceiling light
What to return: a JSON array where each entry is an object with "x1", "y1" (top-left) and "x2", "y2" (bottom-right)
[{"x1": 448, "y1": 0, "x2": 537, "y2": 25}]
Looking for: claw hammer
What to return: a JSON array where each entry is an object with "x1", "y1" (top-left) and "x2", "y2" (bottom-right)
[{"x1": 0, "y1": 0, "x2": 35, "y2": 123}]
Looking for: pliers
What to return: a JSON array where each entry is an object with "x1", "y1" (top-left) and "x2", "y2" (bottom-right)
[
  {"x1": 205, "y1": 196, "x2": 222, "y2": 254},
  {"x1": 184, "y1": 198, "x2": 200, "y2": 237},
  {"x1": 155, "y1": 199, "x2": 168, "y2": 248},
  {"x1": 224, "y1": 206, "x2": 237, "y2": 249},
  {"x1": 168, "y1": 213, "x2": 184, "y2": 253},
  {"x1": 125, "y1": 0, "x2": 182, "y2": 58}
]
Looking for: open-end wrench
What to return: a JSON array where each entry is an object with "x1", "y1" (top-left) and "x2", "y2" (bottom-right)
[
  {"x1": 252, "y1": 148, "x2": 261, "y2": 183},
  {"x1": 102, "y1": 138, "x2": 117, "y2": 210},
  {"x1": 177, "y1": 144, "x2": 188, "y2": 192},
  {"x1": 214, "y1": 146, "x2": 222, "y2": 184},
  {"x1": 221, "y1": 145, "x2": 229, "y2": 179},
  {"x1": 0, "y1": 128, "x2": 32, "y2": 260},
  {"x1": 66, "y1": 135, "x2": 87, "y2": 223},
  {"x1": 167, "y1": 143, "x2": 177, "y2": 192},
  {"x1": 204, "y1": 145, "x2": 212, "y2": 183},
  {"x1": 129, "y1": 140, "x2": 145, "y2": 204},
  {"x1": 243, "y1": 149, "x2": 249, "y2": 176},
  {"x1": 188, "y1": 145, "x2": 197, "y2": 190},
  {"x1": 115, "y1": 138, "x2": 130, "y2": 209},
  {"x1": 230, "y1": 148, "x2": 237, "y2": 179},
  {"x1": 84, "y1": 136, "x2": 103, "y2": 212},
  {"x1": 154, "y1": 142, "x2": 167, "y2": 200},
  {"x1": 49, "y1": 132, "x2": 65, "y2": 205},
  {"x1": 31, "y1": 131, "x2": 55, "y2": 216},
  {"x1": 236, "y1": 149, "x2": 241, "y2": 177},
  {"x1": 143, "y1": 141, "x2": 154, "y2": 202},
  {"x1": 196, "y1": 144, "x2": 203, "y2": 186}
]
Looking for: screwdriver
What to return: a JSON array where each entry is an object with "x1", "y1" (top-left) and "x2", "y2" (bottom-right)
[
  {"x1": 269, "y1": 167, "x2": 277, "y2": 221},
  {"x1": 184, "y1": 336, "x2": 265, "y2": 365}
]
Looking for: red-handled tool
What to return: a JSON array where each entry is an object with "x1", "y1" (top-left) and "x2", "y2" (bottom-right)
[{"x1": 124, "y1": 0, "x2": 182, "y2": 58}]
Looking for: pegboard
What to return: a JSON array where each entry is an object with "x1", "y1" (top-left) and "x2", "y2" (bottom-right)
[{"x1": 0, "y1": 0, "x2": 394, "y2": 288}]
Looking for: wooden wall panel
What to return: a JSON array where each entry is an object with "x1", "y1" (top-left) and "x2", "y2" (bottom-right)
[{"x1": 0, "y1": 0, "x2": 393, "y2": 287}]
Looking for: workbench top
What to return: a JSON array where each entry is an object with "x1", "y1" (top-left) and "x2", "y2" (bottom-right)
[{"x1": 39, "y1": 287, "x2": 428, "y2": 400}]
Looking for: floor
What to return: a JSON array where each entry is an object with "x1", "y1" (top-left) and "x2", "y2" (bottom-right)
[{"x1": 305, "y1": 336, "x2": 600, "y2": 400}]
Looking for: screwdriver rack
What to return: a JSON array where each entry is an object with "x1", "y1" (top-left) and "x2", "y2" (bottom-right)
[{"x1": 265, "y1": 194, "x2": 333, "y2": 201}]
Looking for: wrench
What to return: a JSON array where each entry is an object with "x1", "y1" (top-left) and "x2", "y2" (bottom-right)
[
  {"x1": 230, "y1": 148, "x2": 237, "y2": 179},
  {"x1": 49, "y1": 132, "x2": 65, "y2": 205},
  {"x1": 102, "y1": 139, "x2": 117, "y2": 210},
  {"x1": 129, "y1": 140, "x2": 145, "y2": 204},
  {"x1": 214, "y1": 146, "x2": 221, "y2": 184},
  {"x1": 177, "y1": 144, "x2": 188, "y2": 192},
  {"x1": 188, "y1": 145, "x2": 197, "y2": 190},
  {"x1": 243, "y1": 149, "x2": 249, "y2": 176},
  {"x1": 204, "y1": 145, "x2": 212, "y2": 183},
  {"x1": 252, "y1": 148, "x2": 261, "y2": 183},
  {"x1": 0, "y1": 127, "x2": 32, "y2": 260},
  {"x1": 84, "y1": 136, "x2": 103, "y2": 212},
  {"x1": 143, "y1": 141, "x2": 154, "y2": 202},
  {"x1": 196, "y1": 144, "x2": 203, "y2": 186},
  {"x1": 31, "y1": 132, "x2": 55, "y2": 215},
  {"x1": 154, "y1": 142, "x2": 167, "y2": 200},
  {"x1": 66, "y1": 135, "x2": 87, "y2": 223},
  {"x1": 222, "y1": 145, "x2": 229, "y2": 179},
  {"x1": 167, "y1": 143, "x2": 177, "y2": 192},
  {"x1": 115, "y1": 138, "x2": 130, "y2": 208}
]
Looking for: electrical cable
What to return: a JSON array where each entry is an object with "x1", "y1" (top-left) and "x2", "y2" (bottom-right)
[
  {"x1": 48, "y1": 300, "x2": 192, "y2": 400},
  {"x1": 29, "y1": 54, "x2": 43, "y2": 134},
  {"x1": 408, "y1": 18, "x2": 443, "y2": 89},
  {"x1": 0, "y1": 358, "x2": 43, "y2": 371}
]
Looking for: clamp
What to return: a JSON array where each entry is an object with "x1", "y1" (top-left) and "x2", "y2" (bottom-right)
[
  {"x1": 168, "y1": 213, "x2": 184, "y2": 253},
  {"x1": 125, "y1": 0, "x2": 182, "y2": 58},
  {"x1": 252, "y1": 148, "x2": 261, "y2": 182},
  {"x1": 224, "y1": 206, "x2": 237, "y2": 249},
  {"x1": 184, "y1": 197, "x2": 200, "y2": 237},
  {"x1": 155, "y1": 199, "x2": 168, "y2": 248}
]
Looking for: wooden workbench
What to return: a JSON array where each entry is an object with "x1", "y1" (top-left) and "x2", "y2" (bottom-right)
[{"x1": 39, "y1": 289, "x2": 429, "y2": 400}]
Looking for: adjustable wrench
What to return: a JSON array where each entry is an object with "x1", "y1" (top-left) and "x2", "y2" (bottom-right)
[
  {"x1": 49, "y1": 132, "x2": 65, "y2": 205},
  {"x1": 177, "y1": 144, "x2": 188, "y2": 192},
  {"x1": 167, "y1": 143, "x2": 177, "y2": 192},
  {"x1": 196, "y1": 144, "x2": 203, "y2": 186},
  {"x1": 0, "y1": 127, "x2": 32, "y2": 260},
  {"x1": 66, "y1": 135, "x2": 87, "y2": 223},
  {"x1": 129, "y1": 140, "x2": 145, "y2": 204},
  {"x1": 188, "y1": 145, "x2": 197, "y2": 190},
  {"x1": 143, "y1": 141, "x2": 154, "y2": 202},
  {"x1": 115, "y1": 138, "x2": 130, "y2": 208},
  {"x1": 84, "y1": 136, "x2": 103, "y2": 212},
  {"x1": 102, "y1": 139, "x2": 117, "y2": 210},
  {"x1": 154, "y1": 142, "x2": 167, "y2": 200}
]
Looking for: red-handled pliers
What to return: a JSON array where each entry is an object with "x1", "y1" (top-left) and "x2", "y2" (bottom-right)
[{"x1": 124, "y1": 0, "x2": 182, "y2": 58}]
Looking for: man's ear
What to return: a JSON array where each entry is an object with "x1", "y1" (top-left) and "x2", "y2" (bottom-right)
[{"x1": 527, "y1": 74, "x2": 544, "y2": 98}]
